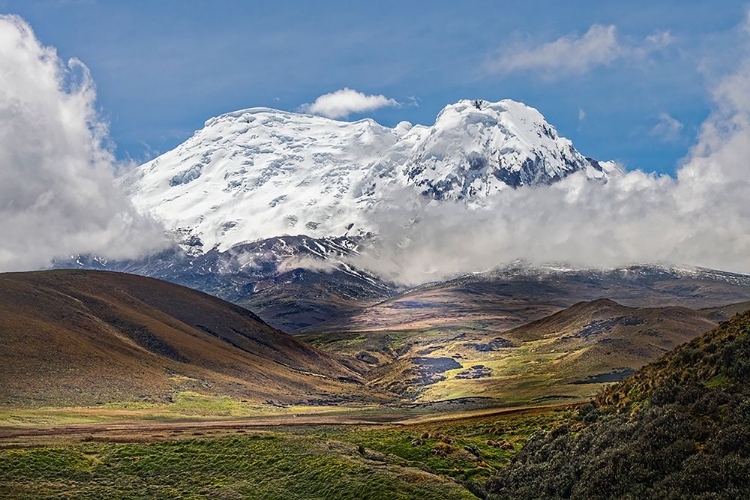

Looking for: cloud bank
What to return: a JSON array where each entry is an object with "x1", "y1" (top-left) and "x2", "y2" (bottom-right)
[
  {"x1": 351, "y1": 51, "x2": 750, "y2": 285},
  {"x1": 486, "y1": 24, "x2": 673, "y2": 78},
  {"x1": 299, "y1": 88, "x2": 399, "y2": 119},
  {"x1": 0, "y1": 15, "x2": 167, "y2": 272}
]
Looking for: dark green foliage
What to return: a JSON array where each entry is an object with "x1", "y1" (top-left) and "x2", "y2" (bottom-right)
[{"x1": 487, "y1": 310, "x2": 750, "y2": 499}]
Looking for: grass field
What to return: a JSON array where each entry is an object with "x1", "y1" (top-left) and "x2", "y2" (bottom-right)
[
  {"x1": 0, "y1": 406, "x2": 573, "y2": 499},
  {"x1": 0, "y1": 392, "x2": 410, "y2": 430}
]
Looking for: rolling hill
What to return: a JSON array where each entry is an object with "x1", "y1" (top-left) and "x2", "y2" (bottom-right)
[
  {"x1": 501, "y1": 298, "x2": 717, "y2": 383},
  {"x1": 0, "y1": 270, "x2": 379, "y2": 408},
  {"x1": 303, "y1": 297, "x2": 749, "y2": 405}
]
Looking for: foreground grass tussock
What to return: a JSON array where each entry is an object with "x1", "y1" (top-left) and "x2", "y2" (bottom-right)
[
  {"x1": 0, "y1": 408, "x2": 570, "y2": 499},
  {"x1": 1, "y1": 434, "x2": 472, "y2": 500}
]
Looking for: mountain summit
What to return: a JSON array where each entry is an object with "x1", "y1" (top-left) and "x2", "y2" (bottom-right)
[
  {"x1": 397, "y1": 99, "x2": 615, "y2": 198},
  {"x1": 120, "y1": 99, "x2": 616, "y2": 251}
]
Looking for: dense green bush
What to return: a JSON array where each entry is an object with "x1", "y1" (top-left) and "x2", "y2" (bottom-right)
[{"x1": 487, "y1": 311, "x2": 750, "y2": 499}]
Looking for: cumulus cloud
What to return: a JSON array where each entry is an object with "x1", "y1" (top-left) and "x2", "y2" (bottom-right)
[
  {"x1": 650, "y1": 112, "x2": 684, "y2": 142},
  {"x1": 299, "y1": 88, "x2": 399, "y2": 119},
  {"x1": 0, "y1": 15, "x2": 168, "y2": 272},
  {"x1": 486, "y1": 25, "x2": 673, "y2": 78},
  {"x1": 350, "y1": 50, "x2": 750, "y2": 285}
]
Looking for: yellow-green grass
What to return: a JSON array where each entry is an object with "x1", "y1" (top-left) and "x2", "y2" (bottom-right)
[
  {"x1": 416, "y1": 344, "x2": 601, "y2": 405},
  {"x1": 0, "y1": 392, "x2": 390, "y2": 428}
]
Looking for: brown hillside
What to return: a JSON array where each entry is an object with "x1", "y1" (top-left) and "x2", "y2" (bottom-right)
[{"x1": 0, "y1": 270, "x2": 377, "y2": 407}]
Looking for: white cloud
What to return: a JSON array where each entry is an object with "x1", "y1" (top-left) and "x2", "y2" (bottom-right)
[
  {"x1": 578, "y1": 108, "x2": 586, "y2": 121},
  {"x1": 644, "y1": 30, "x2": 675, "y2": 49},
  {"x1": 299, "y1": 88, "x2": 399, "y2": 119},
  {"x1": 350, "y1": 41, "x2": 750, "y2": 284},
  {"x1": 486, "y1": 25, "x2": 674, "y2": 78},
  {"x1": 487, "y1": 24, "x2": 619, "y2": 76},
  {"x1": 0, "y1": 15, "x2": 168, "y2": 272},
  {"x1": 650, "y1": 112, "x2": 684, "y2": 142}
]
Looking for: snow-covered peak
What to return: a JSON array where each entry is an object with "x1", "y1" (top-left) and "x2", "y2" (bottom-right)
[
  {"x1": 398, "y1": 99, "x2": 607, "y2": 199},
  {"x1": 195, "y1": 106, "x2": 398, "y2": 157},
  {"x1": 119, "y1": 107, "x2": 404, "y2": 250},
  {"x1": 120, "y1": 99, "x2": 613, "y2": 251}
]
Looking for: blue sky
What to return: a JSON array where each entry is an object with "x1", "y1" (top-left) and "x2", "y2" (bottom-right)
[{"x1": 2, "y1": 0, "x2": 748, "y2": 174}]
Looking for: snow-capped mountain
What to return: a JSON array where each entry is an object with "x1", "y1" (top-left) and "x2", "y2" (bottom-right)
[
  {"x1": 119, "y1": 99, "x2": 617, "y2": 252},
  {"x1": 67, "y1": 98, "x2": 630, "y2": 331}
]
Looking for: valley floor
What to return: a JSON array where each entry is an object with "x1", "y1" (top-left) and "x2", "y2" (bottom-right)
[{"x1": 0, "y1": 404, "x2": 575, "y2": 499}]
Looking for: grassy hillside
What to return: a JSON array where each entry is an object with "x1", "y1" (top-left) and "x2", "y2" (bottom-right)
[
  {"x1": 0, "y1": 433, "x2": 476, "y2": 500},
  {"x1": 486, "y1": 310, "x2": 750, "y2": 499},
  {"x1": 0, "y1": 270, "x2": 380, "y2": 408},
  {"x1": 502, "y1": 299, "x2": 717, "y2": 384}
]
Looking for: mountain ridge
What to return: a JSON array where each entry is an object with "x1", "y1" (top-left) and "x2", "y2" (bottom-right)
[{"x1": 302, "y1": 263, "x2": 750, "y2": 334}]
